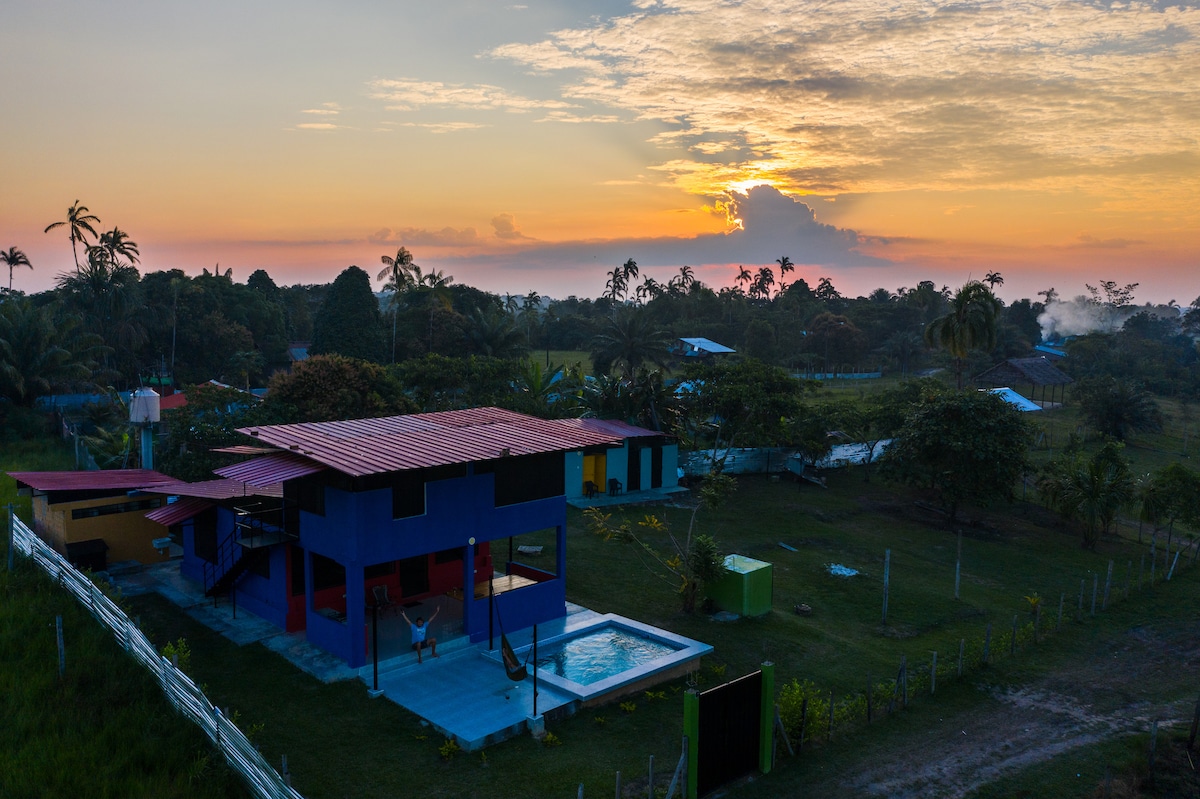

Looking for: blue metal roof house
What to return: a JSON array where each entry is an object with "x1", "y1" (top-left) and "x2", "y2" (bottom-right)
[{"x1": 145, "y1": 408, "x2": 672, "y2": 669}]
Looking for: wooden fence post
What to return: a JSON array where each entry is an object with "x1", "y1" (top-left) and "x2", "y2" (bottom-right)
[
  {"x1": 1102, "y1": 561, "x2": 1113, "y2": 609},
  {"x1": 930, "y1": 652, "x2": 937, "y2": 694},
  {"x1": 614, "y1": 770, "x2": 621, "y2": 799},
  {"x1": 648, "y1": 754, "x2": 654, "y2": 799},
  {"x1": 1010, "y1": 615, "x2": 1018, "y2": 655},
  {"x1": 1187, "y1": 696, "x2": 1199, "y2": 751},
  {"x1": 827, "y1": 690, "x2": 834, "y2": 742},
  {"x1": 1057, "y1": 593, "x2": 1064, "y2": 631},
  {"x1": 798, "y1": 698, "x2": 808, "y2": 750},
  {"x1": 1139, "y1": 554, "x2": 1145, "y2": 590},
  {"x1": 6, "y1": 503, "x2": 14, "y2": 572},
  {"x1": 882, "y1": 549, "x2": 891, "y2": 625},
  {"x1": 957, "y1": 639, "x2": 964, "y2": 678},
  {"x1": 866, "y1": 679, "x2": 872, "y2": 723},
  {"x1": 1078, "y1": 579, "x2": 1084, "y2": 619},
  {"x1": 56, "y1": 615, "x2": 65, "y2": 678},
  {"x1": 1125, "y1": 561, "x2": 1132, "y2": 598},
  {"x1": 901, "y1": 656, "x2": 908, "y2": 708},
  {"x1": 1148, "y1": 721, "x2": 1158, "y2": 785},
  {"x1": 1091, "y1": 573, "x2": 1098, "y2": 616},
  {"x1": 1167, "y1": 551, "x2": 1180, "y2": 581},
  {"x1": 954, "y1": 531, "x2": 962, "y2": 601}
]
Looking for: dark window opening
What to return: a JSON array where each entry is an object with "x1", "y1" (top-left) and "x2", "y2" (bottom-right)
[
  {"x1": 70, "y1": 497, "x2": 161, "y2": 520},
  {"x1": 365, "y1": 561, "x2": 395, "y2": 580},
  {"x1": 392, "y1": 473, "x2": 426, "y2": 519},
  {"x1": 311, "y1": 553, "x2": 345, "y2": 593},
  {"x1": 193, "y1": 508, "x2": 218, "y2": 563},
  {"x1": 434, "y1": 547, "x2": 463, "y2": 564},
  {"x1": 284, "y1": 476, "x2": 326, "y2": 517},
  {"x1": 397, "y1": 554, "x2": 430, "y2": 598},
  {"x1": 493, "y1": 452, "x2": 564, "y2": 506}
]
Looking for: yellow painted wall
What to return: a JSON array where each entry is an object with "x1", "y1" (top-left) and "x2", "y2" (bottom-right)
[{"x1": 32, "y1": 493, "x2": 169, "y2": 565}]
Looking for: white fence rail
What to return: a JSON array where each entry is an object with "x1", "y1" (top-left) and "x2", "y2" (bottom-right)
[{"x1": 10, "y1": 515, "x2": 304, "y2": 799}]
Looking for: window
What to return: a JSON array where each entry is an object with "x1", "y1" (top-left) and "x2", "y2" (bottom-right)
[
  {"x1": 70, "y1": 497, "x2": 161, "y2": 520},
  {"x1": 310, "y1": 553, "x2": 345, "y2": 593},
  {"x1": 493, "y1": 452, "x2": 564, "y2": 506},
  {"x1": 284, "y1": 476, "x2": 326, "y2": 517}
]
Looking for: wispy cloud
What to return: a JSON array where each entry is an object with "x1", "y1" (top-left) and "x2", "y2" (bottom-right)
[
  {"x1": 487, "y1": 0, "x2": 1200, "y2": 201},
  {"x1": 394, "y1": 121, "x2": 490, "y2": 133},
  {"x1": 368, "y1": 78, "x2": 577, "y2": 113}
]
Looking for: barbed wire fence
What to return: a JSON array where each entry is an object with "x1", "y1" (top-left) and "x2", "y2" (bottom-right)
[{"x1": 8, "y1": 511, "x2": 304, "y2": 799}]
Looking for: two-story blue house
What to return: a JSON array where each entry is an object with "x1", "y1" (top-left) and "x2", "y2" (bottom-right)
[{"x1": 158, "y1": 407, "x2": 645, "y2": 669}]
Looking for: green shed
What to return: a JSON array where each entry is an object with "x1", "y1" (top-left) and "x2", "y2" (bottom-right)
[{"x1": 709, "y1": 554, "x2": 773, "y2": 617}]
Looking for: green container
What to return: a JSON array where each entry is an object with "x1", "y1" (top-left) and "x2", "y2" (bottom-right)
[{"x1": 709, "y1": 554, "x2": 773, "y2": 617}]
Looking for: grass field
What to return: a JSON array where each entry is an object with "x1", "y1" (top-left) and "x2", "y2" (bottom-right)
[{"x1": 2, "y1": 399, "x2": 1196, "y2": 798}]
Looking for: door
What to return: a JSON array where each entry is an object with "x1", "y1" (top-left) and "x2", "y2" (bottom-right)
[{"x1": 583, "y1": 453, "x2": 606, "y2": 494}]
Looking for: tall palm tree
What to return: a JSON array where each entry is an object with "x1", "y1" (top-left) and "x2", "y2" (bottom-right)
[
  {"x1": 983, "y1": 271, "x2": 1004, "y2": 290},
  {"x1": 0, "y1": 299, "x2": 103, "y2": 405},
  {"x1": 95, "y1": 227, "x2": 140, "y2": 268},
  {"x1": 735, "y1": 266, "x2": 752, "y2": 296},
  {"x1": 44, "y1": 200, "x2": 101, "y2": 271},
  {"x1": 378, "y1": 246, "x2": 416, "y2": 290},
  {"x1": 924, "y1": 280, "x2": 1001, "y2": 389},
  {"x1": 1, "y1": 247, "x2": 32, "y2": 291},
  {"x1": 775, "y1": 256, "x2": 794, "y2": 297}
]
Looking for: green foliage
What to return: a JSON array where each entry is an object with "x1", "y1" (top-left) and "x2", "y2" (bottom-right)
[
  {"x1": 541, "y1": 731, "x2": 563, "y2": 747},
  {"x1": 161, "y1": 637, "x2": 192, "y2": 671},
  {"x1": 923, "y1": 281, "x2": 1001, "y2": 389},
  {"x1": 1037, "y1": 441, "x2": 1135, "y2": 548},
  {"x1": 264, "y1": 354, "x2": 414, "y2": 423},
  {"x1": 584, "y1": 473, "x2": 734, "y2": 612},
  {"x1": 439, "y1": 738, "x2": 461, "y2": 761},
  {"x1": 1076, "y1": 377, "x2": 1164, "y2": 441},
  {"x1": 311, "y1": 265, "x2": 385, "y2": 362},
  {"x1": 619, "y1": 701, "x2": 637, "y2": 714},
  {"x1": 0, "y1": 298, "x2": 103, "y2": 406},
  {"x1": 679, "y1": 358, "x2": 807, "y2": 452},
  {"x1": 880, "y1": 389, "x2": 1033, "y2": 524}
]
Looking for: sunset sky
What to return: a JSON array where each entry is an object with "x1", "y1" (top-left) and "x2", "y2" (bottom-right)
[{"x1": 3, "y1": 0, "x2": 1198, "y2": 305}]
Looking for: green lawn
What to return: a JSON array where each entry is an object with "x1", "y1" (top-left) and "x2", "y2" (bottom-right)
[{"x1": 2, "y1": 422, "x2": 1196, "y2": 798}]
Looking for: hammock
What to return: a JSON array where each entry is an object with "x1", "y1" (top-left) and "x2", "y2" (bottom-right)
[{"x1": 492, "y1": 576, "x2": 530, "y2": 682}]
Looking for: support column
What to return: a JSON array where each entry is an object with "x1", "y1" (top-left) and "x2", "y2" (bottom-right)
[
  {"x1": 345, "y1": 563, "x2": 367, "y2": 669},
  {"x1": 759, "y1": 662, "x2": 775, "y2": 774},
  {"x1": 683, "y1": 689, "x2": 700, "y2": 799}
]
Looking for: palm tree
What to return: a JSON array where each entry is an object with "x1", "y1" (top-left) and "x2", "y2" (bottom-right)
[
  {"x1": 983, "y1": 271, "x2": 1004, "y2": 290},
  {"x1": 924, "y1": 281, "x2": 1001, "y2": 389},
  {"x1": 0, "y1": 299, "x2": 103, "y2": 405},
  {"x1": 44, "y1": 200, "x2": 101, "y2": 271},
  {"x1": 591, "y1": 307, "x2": 672, "y2": 378},
  {"x1": 735, "y1": 266, "x2": 752, "y2": 296},
  {"x1": 379, "y1": 248, "x2": 419, "y2": 361},
  {"x1": 776, "y1": 256, "x2": 794, "y2": 297},
  {"x1": 95, "y1": 227, "x2": 140, "y2": 268},
  {"x1": 750, "y1": 266, "x2": 775, "y2": 301},
  {"x1": 1, "y1": 247, "x2": 32, "y2": 292},
  {"x1": 378, "y1": 247, "x2": 417, "y2": 289},
  {"x1": 466, "y1": 306, "x2": 527, "y2": 358}
]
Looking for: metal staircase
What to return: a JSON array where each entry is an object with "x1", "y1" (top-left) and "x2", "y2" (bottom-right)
[{"x1": 203, "y1": 502, "x2": 297, "y2": 597}]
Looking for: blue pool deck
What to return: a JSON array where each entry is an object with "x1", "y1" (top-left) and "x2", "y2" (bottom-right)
[{"x1": 111, "y1": 563, "x2": 712, "y2": 752}]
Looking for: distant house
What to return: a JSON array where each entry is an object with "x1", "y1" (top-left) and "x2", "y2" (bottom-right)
[
  {"x1": 974, "y1": 357, "x2": 1073, "y2": 408},
  {"x1": 675, "y1": 337, "x2": 736, "y2": 360},
  {"x1": 8, "y1": 469, "x2": 176, "y2": 571},
  {"x1": 145, "y1": 408, "x2": 641, "y2": 669},
  {"x1": 983, "y1": 387, "x2": 1043, "y2": 413},
  {"x1": 557, "y1": 417, "x2": 679, "y2": 500}
]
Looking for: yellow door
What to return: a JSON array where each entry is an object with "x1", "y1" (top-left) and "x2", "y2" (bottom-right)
[{"x1": 583, "y1": 453, "x2": 606, "y2": 493}]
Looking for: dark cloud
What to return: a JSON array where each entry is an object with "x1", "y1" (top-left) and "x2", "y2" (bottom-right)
[
  {"x1": 440, "y1": 185, "x2": 890, "y2": 272},
  {"x1": 369, "y1": 226, "x2": 480, "y2": 246}
]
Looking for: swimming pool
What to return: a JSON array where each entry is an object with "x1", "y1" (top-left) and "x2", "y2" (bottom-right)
[
  {"x1": 535, "y1": 627, "x2": 682, "y2": 685},
  {"x1": 514, "y1": 615, "x2": 713, "y2": 707}
]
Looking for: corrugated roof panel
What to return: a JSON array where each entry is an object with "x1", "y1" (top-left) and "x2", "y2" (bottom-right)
[
  {"x1": 145, "y1": 496, "x2": 213, "y2": 526},
  {"x1": 557, "y1": 418, "x2": 663, "y2": 439},
  {"x1": 214, "y1": 452, "x2": 327, "y2": 487},
  {"x1": 149, "y1": 479, "x2": 283, "y2": 500},
  {"x1": 236, "y1": 408, "x2": 626, "y2": 477},
  {"x1": 7, "y1": 469, "x2": 175, "y2": 492}
]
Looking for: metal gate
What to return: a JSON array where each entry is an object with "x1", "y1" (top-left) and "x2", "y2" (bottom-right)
[{"x1": 696, "y1": 670, "x2": 762, "y2": 796}]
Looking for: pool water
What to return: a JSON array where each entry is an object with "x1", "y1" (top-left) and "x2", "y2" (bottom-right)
[{"x1": 535, "y1": 627, "x2": 681, "y2": 685}]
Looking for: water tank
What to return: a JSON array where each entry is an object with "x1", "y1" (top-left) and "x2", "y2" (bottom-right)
[{"x1": 129, "y1": 387, "x2": 161, "y2": 424}]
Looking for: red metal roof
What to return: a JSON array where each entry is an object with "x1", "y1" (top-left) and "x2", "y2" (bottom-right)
[
  {"x1": 235, "y1": 407, "x2": 626, "y2": 478},
  {"x1": 214, "y1": 452, "x2": 328, "y2": 487},
  {"x1": 557, "y1": 418, "x2": 664, "y2": 439},
  {"x1": 210, "y1": 445, "x2": 279, "y2": 455},
  {"x1": 7, "y1": 469, "x2": 176, "y2": 492},
  {"x1": 149, "y1": 478, "x2": 283, "y2": 500},
  {"x1": 145, "y1": 496, "x2": 213, "y2": 526}
]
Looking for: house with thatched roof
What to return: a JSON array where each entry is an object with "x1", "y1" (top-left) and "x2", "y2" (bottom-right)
[{"x1": 974, "y1": 357, "x2": 1073, "y2": 408}]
